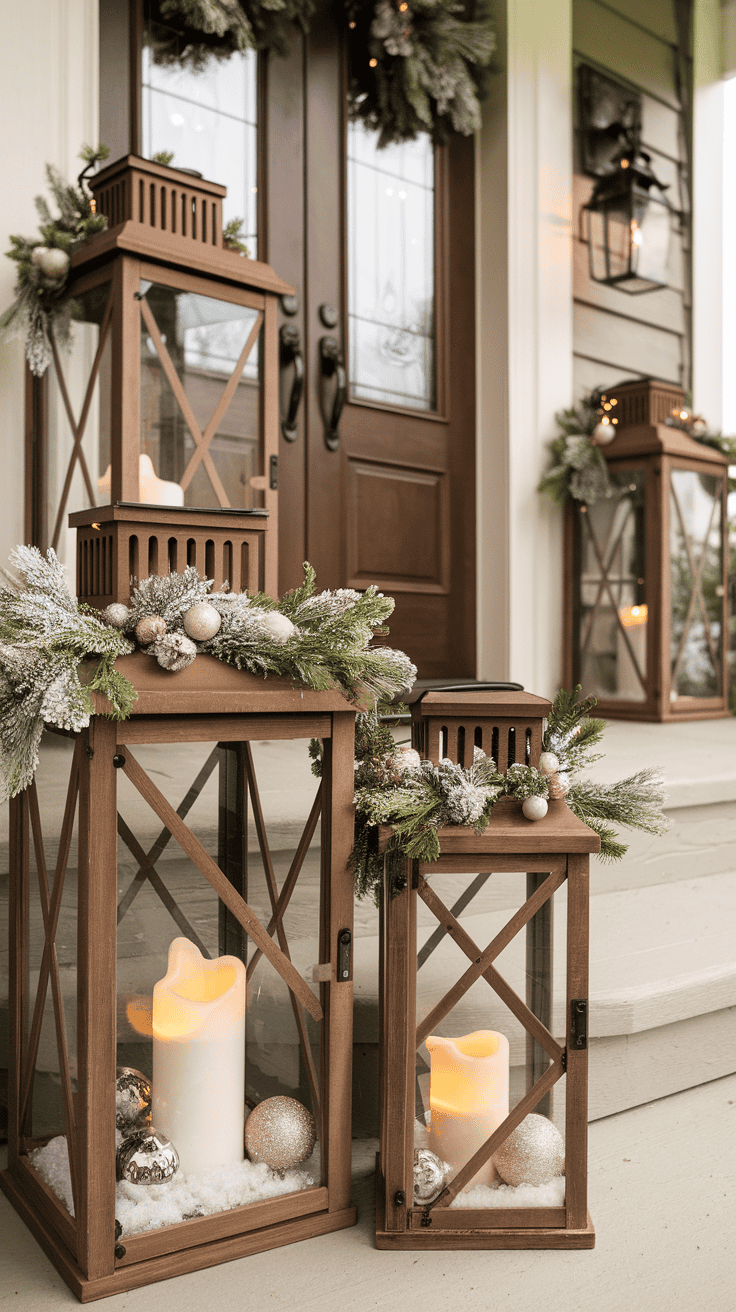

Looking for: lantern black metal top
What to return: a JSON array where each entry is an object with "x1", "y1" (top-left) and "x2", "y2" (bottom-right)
[{"x1": 583, "y1": 148, "x2": 678, "y2": 295}]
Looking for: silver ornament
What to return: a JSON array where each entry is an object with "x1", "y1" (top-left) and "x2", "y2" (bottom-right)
[
  {"x1": 522, "y1": 795, "x2": 548, "y2": 821},
  {"x1": 244, "y1": 1096, "x2": 316, "y2": 1170},
  {"x1": 413, "y1": 1148, "x2": 451, "y2": 1204},
  {"x1": 538, "y1": 751, "x2": 559, "y2": 777},
  {"x1": 260, "y1": 611, "x2": 296, "y2": 645},
  {"x1": 135, "y1": 615, "x2": 166, "y2": 645},
  {"x1": 104, "y1": 603, "x2": 130, "y2": 630},
  {"x1": 150, "y1": 631, "x2": 197, "y2": 671},
  {"x1": 182, "y1": 602, "x2": 222, "y2": 641},
  {"x1": 117, "y1": 1126, "x2": 179, "y2": 1185},
  {"x1": 37, "y1": 247, "x2": 70, "y2": 279},
  {"x1": 493, "y1": 1113, "x2": 565, "y2": 1187},
  {"x1": 116, "y1": 1066, "x2": 152, "y2": 1131}
]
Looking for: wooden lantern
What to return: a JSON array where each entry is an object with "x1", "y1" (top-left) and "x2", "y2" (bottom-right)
[
  {"x1": 35, "y1": 154, "x2": 288, "y2": 596},
  {"x1": 564, "y1": 379, "x2": 730, "y2": 721},
  {"x1": 376, "y1": 689, "x2": 600, "y2": 1250},
  {"x1": 0, "y1": 656, "x2": 358, "y2": 1299}
]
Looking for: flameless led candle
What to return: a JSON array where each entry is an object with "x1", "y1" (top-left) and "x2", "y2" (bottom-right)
[
  {"x1": 152, "y1": 938, "x2": 246, "y2": 1176},
  {"x1": 426, "y1": 1030, "x2": 509, "y2": 1188}
]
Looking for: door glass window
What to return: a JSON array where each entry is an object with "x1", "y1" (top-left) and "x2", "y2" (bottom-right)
[
  {"x1": 347, "y1": 122, "x2": 435, "y2": 411},
  {"x1": 141, "y1": 26, "x2": 258, "y2": 258}
]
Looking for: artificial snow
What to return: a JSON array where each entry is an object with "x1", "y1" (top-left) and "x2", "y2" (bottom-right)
[
  {"x1": 450, "y1": 1176, "x2": 565, "y2": 1208},
  {"x1": 30, "y1": 1136, "x2": 316, "y2": 1237}
]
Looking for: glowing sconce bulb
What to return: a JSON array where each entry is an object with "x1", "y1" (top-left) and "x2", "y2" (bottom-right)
[{"x1": 631, "y1": 220, "x2": 643, "y2": 247}]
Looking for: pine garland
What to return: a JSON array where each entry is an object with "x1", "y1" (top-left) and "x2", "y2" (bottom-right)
[
  {"x1": 538, "y1": 388, "x2": 612, "y2": 507},
  {"x1": 149, "y1": 0, "x2": 313, "y2": 67},
  {"x1": 0, "y1": 147, "x2": 109, "y2": 376}
]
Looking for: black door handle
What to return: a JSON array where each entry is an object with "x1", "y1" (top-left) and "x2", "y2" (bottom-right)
[
  {"x1": 279, "y1": 323, "x2": 304, "y2": 442},
  {"x1": 319, "y1": 335, "x2": 346, "y2": 451}
]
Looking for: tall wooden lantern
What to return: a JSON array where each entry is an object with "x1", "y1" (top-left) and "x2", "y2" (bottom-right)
[
  {"x1": 0, "y1": 156, "x2": 362, "y2": 1300},
  {"x1": 564, "y1": 379, "x2": 730, "y2": 721},
  {"x1": 33, "y1": 155, "x2": 286, "y2": 596},
  {"x1": 377, "y1": 690, "x2": 599, "y2": 1250}
]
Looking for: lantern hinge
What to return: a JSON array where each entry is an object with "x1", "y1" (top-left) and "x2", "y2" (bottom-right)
[
  {"x1": 393, "y1": 1189, "x2": 405, "y2": 1207},
  {"x1": 570, "y1": 998, "x2": 588, "y2": 1050},
  {"x1": 337, "y1": 928, "x2": 352, "y2": 981},
  {"x1": 269, "y1": 455, "x2": 278, "y2": 490},
  {"x1": 420, "y1": 1209, "x2": 432, "y2": 1227}
]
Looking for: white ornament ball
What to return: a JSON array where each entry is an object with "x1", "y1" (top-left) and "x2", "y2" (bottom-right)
[
  {"x1": 522, "y1": 795, "x2": 548, "y2": 822},
  {"x1": 538, "y1": 751, "x2": 559, "y2": 777},
  {"x1": 592, "y1": 421, "x2": 616, "y2": 445},
  {"x1": 135, "y1": 615, "x2": 166, "y2": 646},
  {"x1": 31, "y1": 246, "x2": 48, "y2": 268},
  {"x1": 103, "y1": 602, "x2": 130, "y2": 629},
  {"x1": 395, "y1": 746, "x2": 422, "y2": 771},
  {"x1": 37, "y1": 247, "x2": 70, "y2": 279},
  {"x1": 261, "y1": 610, "x2": 296, "y2": 645},
  {"x1": 182, "y1": 601, "x2": 221, "y2": 641},
  {"x1": 493, "y1": 1113, "x2": 565, "y2": 1187}
]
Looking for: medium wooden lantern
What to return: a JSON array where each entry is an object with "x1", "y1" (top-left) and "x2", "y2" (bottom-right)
[
  {"x1": 1, "y1": 658, "x2": 359, "y2": 1299},
  {"x1": 34, "y1": 154, "x2": 287, "y2": 595},
  {"x1": 377, "y1": 689, "x2": 599, "y2": 1250},
  {"x1": 564, "y1": 379, "x2": 730, "y2": 721}
]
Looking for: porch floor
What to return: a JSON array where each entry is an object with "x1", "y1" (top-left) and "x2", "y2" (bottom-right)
[{"x1": 1, "y1": 1072, "x2": 734, "y2": 1312}]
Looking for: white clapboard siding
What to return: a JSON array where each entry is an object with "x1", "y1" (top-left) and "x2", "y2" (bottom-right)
[{"x1": 572, "y1": 0, "x2": 688, "y2": 400}]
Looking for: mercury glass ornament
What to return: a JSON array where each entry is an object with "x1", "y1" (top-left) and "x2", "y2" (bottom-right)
[
  {"x1": 244, "y1": 1096, "x2": 316, "y2": 1170},
  {"x1": 493, "y1": 1113, "x2": 565, "y2": 1187},
  {"x1": 115, "y1": 1067, "x2": 152, "y2": 1131},
  {"x1": 260, "y1": 611, "x2": 296, "y2": 645},
  {"x1": 182, "y1": 602, "x2": 222, "y2": 641},
  {"x1": 413, "y1": 1148, "x2": 450, "y2": 1204},
  {"x1": 522, "y1": 795, "x2": 548, "y2": 821},
  {"x1": 135, "y1": 615, "x2": 166, "y2": 645},
  {"x1": 103, "y1": 603, "x2": 131, "y2": 630},
  {"x1": 116, "y1": 1126, "x2": 179, "y2": 1185},
  {"x1": 35, "y1": 247, "x2": 70, "y2": 279},
  {"x1": 538, "y1": 751, "x2": 559, "y2": 777}
]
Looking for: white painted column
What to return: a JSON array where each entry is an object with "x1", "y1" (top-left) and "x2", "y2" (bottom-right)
[
  {"x1": 476, "y1": 0, "x2": 573, "y2": 698},
  {"x1": 0, "y1": 0, "x2": 99, "y2": 569},
  {"x1": 693, "y1": 0, "x2": 725, "y2": 429}
]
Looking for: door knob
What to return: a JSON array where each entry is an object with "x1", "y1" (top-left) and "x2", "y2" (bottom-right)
[
  {"x1": 279, "y1": 324, "x2": 304, "y2": 442},
  {"x1": 319, "y1": 336, "x2": 346, "y2": 452}
]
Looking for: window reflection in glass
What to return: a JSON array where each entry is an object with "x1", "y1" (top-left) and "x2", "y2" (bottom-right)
[
  {"x1": 669, "y1": 470, "x2": 723, "y2": 700},
  {"x1": 347, "y1": 121, "x2": 435, "y2": 410},
  {"x1": 142, "y1": 32, "x2": 258, "y2": 258},
  {"x1": 140, "y1": 283, "x2": 262, "y2": 510},
  {"x1": 578, "y1": 471, "x2": 647, "y2": 701}
]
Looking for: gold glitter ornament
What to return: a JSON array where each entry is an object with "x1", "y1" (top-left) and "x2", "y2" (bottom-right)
[
  {"x1": 135, "y1": 615, "x2": 166, "y2": 645},
  {"x1": 413, "y1": 1148, "x2": 451, "y2": 1204},
  {"x1": 115, "y1": 1066, "x2": 152, "y2": 1131},
  {"x1": 116, "y1": 1126, "x2": 179, "y2": 1184},
  {"x1": 493, "y1": 1113, "x2": 565, "y2": 1187},
  {"x1": 547, "y1": 771, "x2": 569, "y2": 801},
  {"x1": 244, "y1": 1096, "x2": 316, "y2": 1170}
]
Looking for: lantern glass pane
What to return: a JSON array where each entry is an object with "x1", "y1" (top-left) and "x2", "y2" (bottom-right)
[
  {"x1": 415, "y1": 870, "x2": 567, "y2": 1208},
  {"x1": 139, "y1": 283, "x2": 263, "y2": 510},
  {"x1": 597, "y1": 200, "x2": 632, "y2": 283},
  {"x1": 578, "y1": 472, "x2": 647, "y2": 701},
  {"x1": 632, "y1": 191, "x2": 672, "y2": 287},
  {"x1": 45, "y1": 283, "x2": 113, "y2": 573},
  {"x1": 669, "y1": 470, "x2": 724, "y2": 700},
  {"x1": 586, "y1": 209, "x2": 609, "y2": 282}
]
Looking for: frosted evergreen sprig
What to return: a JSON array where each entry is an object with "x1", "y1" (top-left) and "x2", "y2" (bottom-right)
[
  {"x1": 567, "y1": 770, "x2": 667, "y2": 862},
  {"x1": 538, "y1": 388, "x2": 612, "y2": 506}
]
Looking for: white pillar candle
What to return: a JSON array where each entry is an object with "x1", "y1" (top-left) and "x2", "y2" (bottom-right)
[
  {"x1": 426, "y1": 1030, "x2": 510, "y2": 1189},
  {"x1": 152, "y1": 938, "x2": 246, "y2": 1176}
]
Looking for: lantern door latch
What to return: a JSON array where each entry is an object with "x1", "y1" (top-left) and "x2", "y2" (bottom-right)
[
  {"x1": 337, "y1": 928, "x2": 352, "y2": 981},
  {"x1": 570, "y1": 999, "x2": 588, "y2": 1050}
]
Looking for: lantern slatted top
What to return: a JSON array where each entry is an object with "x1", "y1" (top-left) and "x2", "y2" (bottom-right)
[
  {"x1": 594, "y1": 379, "x2": 730, "y2": 467},
  {"x1": 411, "y1": 688, "x2": 552, "y2": 773}
]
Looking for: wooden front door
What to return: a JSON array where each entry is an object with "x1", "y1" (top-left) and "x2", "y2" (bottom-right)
[
  {"x1": 266, "y1": 14, "x2": 477, "y2": 679},
  {"x1": 125, "y1": 2, "x2": 476, "y2": 677}
]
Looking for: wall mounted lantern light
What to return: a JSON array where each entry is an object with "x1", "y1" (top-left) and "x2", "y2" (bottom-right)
[{"x1": 582, "y1": 148, "x2": 679, "y2": 295}]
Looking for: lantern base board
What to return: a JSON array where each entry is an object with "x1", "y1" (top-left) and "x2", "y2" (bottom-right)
[
  {"x1": 0, "y1": 1168, "x2": 357, "y2": 1303},
  {"x1": 374, "y1": 1163, "x2": 594, "y2": 1250}
]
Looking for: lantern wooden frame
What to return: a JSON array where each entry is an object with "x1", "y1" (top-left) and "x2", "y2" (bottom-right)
[
  {"x1": 564, "y1": 379, "x2": 730, "y2": 721},
  {"x1": 0, "y1": 655, "x2": 358, "y2": 1300},
  {"x1": 375, "y1": 807, "x2": 599, "y2": 1250},
  {"x1": 35, "y1": 155, "x2": 290, "y2": 596}
]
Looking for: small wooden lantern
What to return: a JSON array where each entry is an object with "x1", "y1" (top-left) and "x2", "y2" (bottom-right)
[
  {"x1": 1, "y1": 658, "x2": 358, "y2": 1299},
  {"x1": 35, "y1": 155, "x2": 288, "y2": 596},
  {"x1": 564, "y1": 379, "x2": 730, "y2": 721},
  {"x1": 377, "y1": 689, "x2": 599, "y2": 1250}
]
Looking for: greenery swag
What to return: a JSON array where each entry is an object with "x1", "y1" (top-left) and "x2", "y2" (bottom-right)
[
  {"x1": 330, "y1": 687, "x2": 667, "y2": 903},
  {"x1": 539, "y1": 387, "x2": 736, "y2": 506},
  {"x1": 0, "y1": 548, "x2": 416, "y2": 801},
  {"x1": 150, "y1": 0, "x2": 496, "y2": 146}
]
